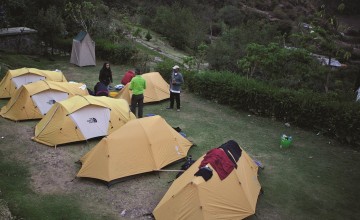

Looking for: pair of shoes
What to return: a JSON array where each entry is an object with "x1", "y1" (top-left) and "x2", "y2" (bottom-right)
[
  {"x1": 166, "y1": 107, "x2": 173, "y2": 110},
  {"x1": 177, "y1": 109, "x2": 180, "y2": 112}
]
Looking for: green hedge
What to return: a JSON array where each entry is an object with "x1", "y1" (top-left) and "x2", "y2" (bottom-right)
[
  {"x1": 185, "y1": 70, "x2": 360, "y2": 148},
  {"x1": 95, "y1": 39, "x2": 137, "y2": 64}
]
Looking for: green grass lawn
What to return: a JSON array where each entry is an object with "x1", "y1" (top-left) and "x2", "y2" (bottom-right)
[{"x1": 0, "y1": 53, "x2": 360, "y2": 219}]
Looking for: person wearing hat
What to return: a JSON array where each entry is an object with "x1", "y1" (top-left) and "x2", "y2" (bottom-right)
[
  {"x1": 167, "y1": 65, "x2": 184, "y2": 111},
  {"x1": 129, "y1": 68, "x2": 146, "y2": 118}
]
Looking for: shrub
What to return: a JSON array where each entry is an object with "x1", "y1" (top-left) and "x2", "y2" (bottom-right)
[
  {"x1": 154, "y1": 59, "x2": 177, "y2": 81},
  {"x1": 186, "y1": 70, "x2": 360, "y2": 148},
  {"x1": 53, "y1": 37, "x2": 72, "y2": 54},
  {"x1": 96, "y1": 38, "x2": 137, "y2": 64},
  {"x1": 145, "y1": 30, "x2": 152, "y2": 41}
]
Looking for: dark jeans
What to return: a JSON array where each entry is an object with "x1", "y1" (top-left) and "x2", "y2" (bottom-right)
[
  {"x1": 170, "y1": 92, "x2": 180, "y2": 109},
  {"x1": 131, "y1": 94, "x2": 144, "y2": 118}
]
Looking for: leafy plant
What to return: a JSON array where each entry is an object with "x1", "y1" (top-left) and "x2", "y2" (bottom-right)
[{"x1": 145, "y1": 30, "x2": 152, "y2": 41}]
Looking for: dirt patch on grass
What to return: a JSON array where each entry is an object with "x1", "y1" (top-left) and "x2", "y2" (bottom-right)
[
  {"x1": 0, "y1": 117, "x2": 174, "y2": 219},
  {"x1": 0, "y1": 196, "x2": 13, "y2": 220}
]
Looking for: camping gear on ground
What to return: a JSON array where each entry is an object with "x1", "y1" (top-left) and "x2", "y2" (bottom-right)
[
  {"x1": 32, "y1": 95, "x2": 135, "y2": 147},
  {"x1": 115, "y1": 72, "x2": 170, "y2": 104},
  {"x1": 175, "y1": 155, "x2": 195, "y2": 178},
  {"x1": 109, "y1": 91, "x2": 118, "y2": 98},
  {"x1": 114, "y1": 84, "x2": 124, "y2": 90},
  {"x1": 77, "y1": 115, "x2": 193, "y2": 183},
  {"x1": 280, "y1": 134, "x2": 292, "y2": 148},
  {"x1": 153, "y1": 144, "x2": 261, "y2": 220},
  {"x1": 70, "y1": 31, "x2": 96, "y2": 67},
  {"x1": 0, "y1": 68, "x2": 67, "y2": 98},
  {"x1": 0, "y1": 81, "x2": 88, "y2": 121}
]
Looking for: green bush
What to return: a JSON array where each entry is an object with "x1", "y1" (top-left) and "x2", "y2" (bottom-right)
[
  {"x1": 96, "y1": 38, "x2": 137, "y2": 64},
  {"x1": 154, "y1": 60, "x2": 178, "y2": 82},
  {"x1": 53, "y1": 37, "x2": 72, "y2": 54},
  {"x1": 186, "y1": 70, "x2": 360, "y2": 148}
]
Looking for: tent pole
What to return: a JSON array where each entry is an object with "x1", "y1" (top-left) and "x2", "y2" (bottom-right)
[{"x1": 155, "y1": 169, "x2": 184, "y2": 172}]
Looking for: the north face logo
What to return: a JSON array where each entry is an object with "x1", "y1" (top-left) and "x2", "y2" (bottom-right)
[
  {"x1": 87, "y1": 118, "x2": 97, "y2": 123},
  {"x1": 47, "y1": 99, "x2": 56, "y2": 105}
]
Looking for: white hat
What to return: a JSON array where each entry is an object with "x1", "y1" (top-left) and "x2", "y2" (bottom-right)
[{"x1": 172, "y1": 65, "x2": 180, "y2": 70}]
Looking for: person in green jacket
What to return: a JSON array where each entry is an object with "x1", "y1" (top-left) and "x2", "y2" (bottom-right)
[{"x1": 129, "y1": 68, "x2": 146, "y2": 118}]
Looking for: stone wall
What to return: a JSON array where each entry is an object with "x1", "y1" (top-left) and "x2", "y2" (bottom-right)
[{"x1": 0, "y1": 33, "x2": 39, "y2": 54}]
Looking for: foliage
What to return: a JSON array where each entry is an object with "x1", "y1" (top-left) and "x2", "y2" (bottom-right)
[
  {"x1": 206, "y1": 21, "x2": 281, "y2": 72},
  {"x1": 289, "y1": 3, "x2": 353, "y2": 93},
  {"x1": 151, "y1": 4, "x2": 207, "y2": 51},
  {"x1": 154, "y1": 59, "x2": 179, "y2": 81},
  {"x1": 133, "y1": 27, "x2": 142, "y2": 39},
  {"x1": 145, "y1": 30, "x2": 152, "y2": 41},
  {"x1": 182, "y1": 56, "x2": 196, "y2": 70},
  {"x1": 95, "y1": 38, "x2": 137, "y2": 64},
  {"x1": 35, "y1": 6, "x2": 65, "y2": 55},
  {"x1": 53, "y1": 37, "x2": 72, "y2": 54},
  {"x1": 186, "y1": 70, "x2": 360, "y2": 147},
  {"x1": 237, "y1": 43, "x2": 326, "y2": 90},
  {"x1": 182, "y1": 42, "x2": 209, "y2": 71},
  {"x1": 217, "y1": 5, "x2": 245, "y2": 28},
  {"x1": 65, "y1": 1, "x2": 111, "y2": 37}
]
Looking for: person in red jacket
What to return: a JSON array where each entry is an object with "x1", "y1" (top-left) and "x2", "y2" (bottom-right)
[{"x1": 121, "y1": 70, "x2": 135, "y2": 85}]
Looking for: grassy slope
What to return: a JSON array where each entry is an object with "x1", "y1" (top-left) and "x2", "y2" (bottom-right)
[{"x1": 0, "y1": 53, "x2": 360, "y2": 219}]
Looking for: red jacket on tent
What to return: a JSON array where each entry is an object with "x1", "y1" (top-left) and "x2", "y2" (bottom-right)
[{"x1": 121, "y1": 70, "x2": 135, "y2": 85}]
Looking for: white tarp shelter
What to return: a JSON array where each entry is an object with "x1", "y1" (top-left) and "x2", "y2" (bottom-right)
[{"x1": 70, "y1": 31, "x2": 96, "y2": 67}]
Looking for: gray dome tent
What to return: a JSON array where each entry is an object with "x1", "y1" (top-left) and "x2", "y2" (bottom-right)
[{"x1": 70, "y1": 31, "x2": 96, "y2": 67}]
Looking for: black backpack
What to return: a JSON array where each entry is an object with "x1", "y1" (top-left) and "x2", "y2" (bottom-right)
[{"x1": 176, "y1": 155, "x2": 195, "y2": 178}]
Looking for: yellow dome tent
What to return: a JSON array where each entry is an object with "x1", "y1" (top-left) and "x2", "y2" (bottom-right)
[
  {"x1": 32, "y1": 95, "x2": 136, "y2": 147},
  {"x1": 0, "y1": 68, "x2": 67, "y2": 98},
  {"x1": 77, "y1": 115, "x2": 193, "y2": 182},
  {"x1": 153, "y1": 147, "x2": 261, "y2": 220},
  {"x1": 0, "y1": 81, "x2": 88, "y2": 121},
  {"x1": 114, "y1": 72, "x2": 170, "y2": 103}
]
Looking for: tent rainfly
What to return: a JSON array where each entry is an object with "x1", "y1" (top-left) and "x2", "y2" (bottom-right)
[
  {"x1": 115, "y1": 72, "x2": 170, "y2": 104},
  {"x1": 0, "y1": 68, "x2": 67, "y2": 98},
  {"x1": 77, "y1": 115, "x2": 193, "y2": 183},
  {"x1": 70, "y1": 31, "x2": 96, "y2": 67},
  {"x1": 32, "y1": 95, "x2": 136, "y2": 147},
  {"x1": 153, "y1": 144, "x2": 262, "y2": 220},
  {"x1": 0, "y1": 81, "x2": 88, "y2": 121}
]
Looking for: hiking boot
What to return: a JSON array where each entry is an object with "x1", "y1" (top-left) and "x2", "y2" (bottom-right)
[{"x1": 177, "y1": 109, "x2": 180, "y2": 112}]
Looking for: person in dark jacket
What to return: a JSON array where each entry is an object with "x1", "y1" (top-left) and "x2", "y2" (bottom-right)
[
  {"x1": 94, "y1": 81, "x2": 109, "y2": 96},
  {"x1": 99, "y1": 62, "x2": 113, "y2": 86}
]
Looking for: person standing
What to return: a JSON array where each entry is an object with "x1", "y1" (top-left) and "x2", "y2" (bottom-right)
[
  {"x1": 129, "y1": 69, "x2": 146, "y2": 118},
  {"x1": 167, "y1": 65, "x2": 184, "y2": 111},
  {"x1": 355, "y1": 71, "x2": 360, "y2": 102},
  {"x1": 99, "y1": 62, "x2": 113, "y2": 86}
]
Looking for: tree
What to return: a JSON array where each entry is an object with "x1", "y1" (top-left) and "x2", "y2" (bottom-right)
[
  {"x1": 218, "y1": 5, "x2": 244, "y2": 28},
  {"x1": 65, "y1": 1, "x2": 110, "y2": 36},
  {"x1": 237, "y1": 43, "x2": 324, "y2": 89},
  {"x1": 289, "y1": 3, "x2": 352, "y2": 92},
  {"x1": 145, "y1": 30, "x2": 152, "y2": 41},
  {"x1": 206, "y1": 21, "x2": 280, "y2": 72},
  {"x1": 152, "y1": 4, "x2": 206, "y2": 50},
  {"x1": 35, "y1": 6, "x2": 65, "y2": 55}
]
